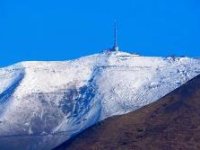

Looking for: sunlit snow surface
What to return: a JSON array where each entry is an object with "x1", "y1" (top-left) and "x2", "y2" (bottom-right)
[{"x1": 0, "y1": 51, "x2": 200, "y2": 149}]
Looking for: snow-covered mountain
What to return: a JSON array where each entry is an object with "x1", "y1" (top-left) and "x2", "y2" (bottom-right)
[{"x1": 0, "y1": 51, "x2": 200, "y2": 150}]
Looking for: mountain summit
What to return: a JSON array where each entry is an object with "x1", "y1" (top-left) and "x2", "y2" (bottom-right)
[{"x1": 0, "y1": 51, "x2": 200, "y2": 149}]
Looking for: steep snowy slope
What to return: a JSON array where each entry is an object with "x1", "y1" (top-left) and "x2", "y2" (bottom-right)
[
  {"x1": 56, "y1": 74, "x2": 200, "y2": 150},
  {"x1": 0, "y1": 51, "x2": 200, "y2": 150}
]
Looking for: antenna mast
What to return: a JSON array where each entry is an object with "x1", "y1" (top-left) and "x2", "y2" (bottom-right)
[{"x1": 112, "y1": 21, "x2": 119, "y2": 51}]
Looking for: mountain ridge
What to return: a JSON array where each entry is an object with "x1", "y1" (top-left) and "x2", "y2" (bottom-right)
[{"x1": 0, "y1": 51, "x2": 200, "y2": 149}]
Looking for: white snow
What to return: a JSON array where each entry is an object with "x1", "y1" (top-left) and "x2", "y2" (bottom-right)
[{"x1": 0, "y1": 51, "x2": 200, "y2": 150}]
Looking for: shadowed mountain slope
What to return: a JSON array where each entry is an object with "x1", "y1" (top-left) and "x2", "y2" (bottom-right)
[{"x1": 55, "y1": 74, "x2": 200, "y2": 150}]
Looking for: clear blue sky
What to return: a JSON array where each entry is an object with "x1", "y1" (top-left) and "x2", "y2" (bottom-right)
[{"x1": 0, "y1": 0, "x2": 200, "y2": 67}]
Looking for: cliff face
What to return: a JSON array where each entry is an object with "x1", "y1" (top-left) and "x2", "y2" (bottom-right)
[
  {"x1": 56, "y1": 75, "x2": 200, "y2": 150},
  {"x1": 0, "y1": 51, "x2": 200, "y2": 150}
]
